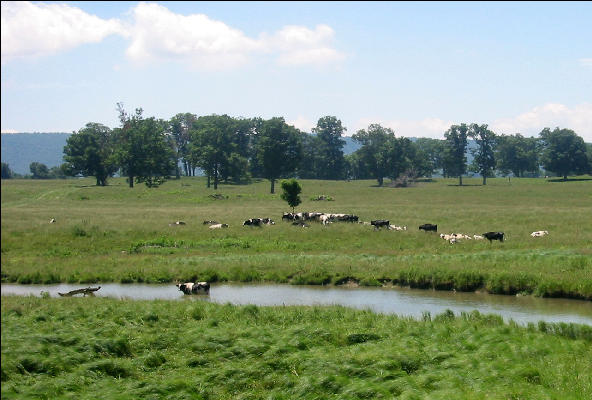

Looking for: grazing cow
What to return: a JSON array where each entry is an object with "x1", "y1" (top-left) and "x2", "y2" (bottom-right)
[
  {"x1": 176, "y1": 282, "x2": 210, "y2": 295},
  {"x1": 371, "y1": 220, "x2": 390, "y2": 230},
  {"x1": 203, "y1": 220, "x2": 218, "y2": 225},
  {"x1": 389, "y1": 225, "x2": 407, "y2": 231},
  {"x1": 292, "y1": 221, "x2": 310, "y2": 228},
  {"x1": 243, "y1": 218, "x2": 262, "y2": 226},
  {"x1": 530, "y1": 230, "x2": 549, "y2": 237},
  {"x1": 209, "y1": 223, "x2": 229, "y2": 229},
  {"x1": 483, "y1": 232, "x2": 504, "y2": 242},
  {"x1": 49, "y1": 218, "x2": 56, "y2": 223},
  {"x1": 419, "y1": 224, "x2": 437, "y2": 232}
]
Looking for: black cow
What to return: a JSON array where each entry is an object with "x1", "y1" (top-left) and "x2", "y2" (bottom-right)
[
  {"x1": 176, "y1": 282, "x2": 210, "y2": 295},
  {"x1": 371, "y1": 220, "x2": 390, "y2": 230},
  {"x1": 419, "y1": 223, "x2": 437, "y2": 232},
  {"x1": 243, "y1": 218, "x2": 262, "y2": 226},
  {"x1": 483, "y1": 232, "x2": 504, "y2": 242}
]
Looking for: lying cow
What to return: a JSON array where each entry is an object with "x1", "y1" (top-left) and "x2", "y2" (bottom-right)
[
  {"x1": 371, "y1": 220, "x2": 390, "y2": 230},
  {"x1": 169, "y1": 221, "x2": 186, "y2": 226},
  {"x1": 483, "y1": 232, "x2": 504, "y2": 242},
  {"x1": 389, "y1": 225, "x2": 407, "y2": 231},
  {"x1": 209, "y1": 223, "x2": 229, "y2": 229},
  {"x1": 530, "y1": 230, "x2": 549, "y2": 237},
  {"x1": 176, "y1": 282, "x2": 210, "y2": 295},
  {"x1": 419, "y1": 223, "x2": 437, "y2": 232},
  {"x1": 203, "y1": 220, "x2": 218, "y2": 225}
]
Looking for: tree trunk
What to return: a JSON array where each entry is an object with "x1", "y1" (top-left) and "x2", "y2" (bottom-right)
[
  {"x1": 270, "y1": 179, "x2": 275, "y2": 194},
  {"x1": 377, "y1": 176, "x2": 384, "y2": 187},
  {"x1": 207, "y1": 175, "x2": 211, "y2": 188},
  {"x1": 482, "y1": 175, "x2": 486, "y2": 185},
  {"x1": 459, "y1": 175, "x2": 463, "y2": 186},
  {"x1": 129, "y1": 175, "x2": 134, "y2": 188},
  {"x1": 214, "y1": 166, "x2": 218, "y2": 190},
  {"x1": 563, "y1": 174, "x2": 567, "y2": 181}
]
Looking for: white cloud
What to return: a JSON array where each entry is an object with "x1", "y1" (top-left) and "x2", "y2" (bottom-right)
[
  {"x1": 1, "y1": 1, "x2": 124, "y2": 64},
  {"x1": 125, "y1": 2, "x2": 262, "y2": 69},
  {"x1": 287, "y1": 116, "x2": 315, "y2": 133},
  {"x1": 579, "y1": 58, "x2": 592, "y2": 67},
  {"x1": 0, "y1": 2, "x2": 344, "y2": 69},
  {"x1": 126, "y1": 4, "x2": 344, "y2": 69},
  {"x1": 267, "y1": 25, "x2": 345, "y2": 66},
  {"x1": 491, "y1": 103, "x2": 592, "y2": 142}
]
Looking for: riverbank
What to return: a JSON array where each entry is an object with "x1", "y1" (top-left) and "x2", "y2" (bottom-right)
[
  {"x1": 2, "y1": 296, "x2": 591, "y2": 399},
  {"x1": 2, "y1": 177, "x2": 591, "y2": 300}
]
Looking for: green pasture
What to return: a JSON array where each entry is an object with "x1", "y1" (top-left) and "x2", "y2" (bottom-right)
[
  {"x1": 1, "y1": 176, "x2": 591, "y2": 298},
  {"x1": 2, "y1": 296, "x2": 591, "y2": 399}
]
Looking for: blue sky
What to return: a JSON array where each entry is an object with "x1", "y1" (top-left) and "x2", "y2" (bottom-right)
[{"x1": 2, "y1": 1, "x2": 591, "y2": 140}]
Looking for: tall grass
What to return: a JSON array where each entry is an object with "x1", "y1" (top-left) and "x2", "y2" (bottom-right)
[
  {"x1": 2, "y1": 176, "x2": 591, "y2": 298},
  {"x1": 2, "y1": 296, "x2": 591, "y2": 399}
]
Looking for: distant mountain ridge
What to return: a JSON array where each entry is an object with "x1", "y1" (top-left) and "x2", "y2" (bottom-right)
[{"x1": 1, "y1": 133, "x2": 70, "y2": 175}]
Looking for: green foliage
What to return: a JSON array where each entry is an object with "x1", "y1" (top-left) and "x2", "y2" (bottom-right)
[
  {"x1": 539, "y1": 127, "x2": 590, "y2": 179},
  {"x1": 1, "y1": 162, "x2": 13, "y2": 179},
  {"x1": 2, "y1": 297, "x2": 591, "y2": 399},
  {"x1": 280, "y1": 178, "x2": 302, "y2": 212},
  {"x1": 442, "y1": 123, "x2": 469, "y2": 185},
  {"x1": 29, "y1": 161, "x2": 50, "y2": 179}
]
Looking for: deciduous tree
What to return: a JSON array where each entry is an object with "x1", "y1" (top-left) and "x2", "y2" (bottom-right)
[{"x1": 539, "y1": 127, "x2": 589, "y2": 180}]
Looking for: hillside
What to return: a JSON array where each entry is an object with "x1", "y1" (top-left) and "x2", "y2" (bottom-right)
[{"x1": 1, "y1": 133, "x2": 70, "y2": 175}]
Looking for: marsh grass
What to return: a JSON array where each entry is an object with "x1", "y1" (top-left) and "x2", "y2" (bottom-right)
[
  {"x1": 1, "y1": 296, "x2": 591, "y2": 399},
  {"x1": 2, "y1": 176, "x2": 591, "y2": 298}
]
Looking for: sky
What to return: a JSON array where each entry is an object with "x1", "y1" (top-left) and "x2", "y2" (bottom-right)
[{"x1": 1, "y1": 1, "x2": 591, "y2": 140}]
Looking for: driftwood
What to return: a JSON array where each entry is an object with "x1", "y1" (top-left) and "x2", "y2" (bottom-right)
[{"x1": 58, "y1": 286, "x2": 101, "y2": 297}]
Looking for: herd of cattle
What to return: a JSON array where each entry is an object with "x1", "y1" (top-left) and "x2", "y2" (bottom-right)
[{"x1": 177, "y1": 212, "x2": 548, "y2": 245}]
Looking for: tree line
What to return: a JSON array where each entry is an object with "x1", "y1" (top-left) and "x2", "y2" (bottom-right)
[{"x1": 2, "y1": 105, "x2": 591, "y2": 189}]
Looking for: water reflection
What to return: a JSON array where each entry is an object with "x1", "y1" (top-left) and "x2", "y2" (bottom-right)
[{"x1": 2, "y1": 283, "x2": 591, "y2": 326}]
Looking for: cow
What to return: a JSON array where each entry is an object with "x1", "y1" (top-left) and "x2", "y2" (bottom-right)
[
  {"x1": 176, "y1": 282, "x2": 210, "y2": 295},
  {"x1": 371, "y1": 220, "x2": 390, "y2": 230},
  {"x1": 473, "y1": 234, "x2": 485, "y2": 240},
  {"x1": 49, "y1": 218, "x2": 56, "y2": 223},
  {"x1": 389, "y1": 225, "x2": 407, "y2": 231},
  {"x1": 292, "y1": 221, "x2": 310, "y2": 228},
  {"x1": 319, "y1": 214, "x2": 331, "y2": 225},
  {"x1": 169, "y1": 221, "x2": 186, "y2": 226},
  {"x1": 261, "y1": 218, "x2": 275, "y2": 225},
  {"x1": 419, "y1": 224, "x2": 437, "y2": 232},
  {"x1": 483, "y1": 232, "x2": 504, "y2": 242},
  {"x1": 530, "y1": 230, "x2": 549, "y2": 237},
  {"x1": 243, "y1": 218, "x2": 262, "y2": 226},
  {"x1": 209, "y1": 223, "x2": 229, "y2": 229},
  {"x1": 203, "y1": 220, "x2": 218, "y2": 225}
]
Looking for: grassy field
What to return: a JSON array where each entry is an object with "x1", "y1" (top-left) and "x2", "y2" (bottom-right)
[
  {"x1": 1, "y1": 176, "x2": 592, "y2": 299},
  {"x1": 2, "y1": 296, "x2": 591, "y2": 399}
]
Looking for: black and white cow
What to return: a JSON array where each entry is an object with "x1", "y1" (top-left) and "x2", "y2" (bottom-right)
[
  {"x1": 419, "y1": 223, "x2": 437, "y2": 232},
  {"x1": 483, "y1": 232, "x2": 504, "y2": 242},
  {"x1": 203, "y1": 220, "x2": 218, "y2": 225},
  {"x1": 176, "y1": 282, "x2": 210, "y2": 295},
  {"x1": 371, "y1": 220, "x2": 390, "y2": 230}
]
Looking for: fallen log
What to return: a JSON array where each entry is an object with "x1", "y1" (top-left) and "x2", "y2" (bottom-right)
[{"x1": 58, "y1": 286, "x2": 101, "y2": 297}]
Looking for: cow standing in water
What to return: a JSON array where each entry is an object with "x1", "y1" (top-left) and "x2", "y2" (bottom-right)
[{"x1": 176, "y1": 282, "x2": 210, "y2": 295}]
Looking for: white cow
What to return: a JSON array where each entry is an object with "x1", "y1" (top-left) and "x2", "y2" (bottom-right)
[
  {"x1": 530, "y1": 230, "x2": 549, "y2": 237},
  {"x1": 389, "y1": 225, "x2": 407, "y2": 231},
  {"x1": 209, "y1": 223, "x2": 229, "y2": 229}
]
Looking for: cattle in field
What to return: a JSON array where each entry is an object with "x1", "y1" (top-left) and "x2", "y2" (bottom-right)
[
  {"x1": 319, "y1": 214, "x2": 331, "y2": 225},
  {"x1": 261, "y1": 218, "x2": 275, "y2": 225},
  {"x1": 483, "y1": 232, "x2": 504, "y2": 242},
  {"x1": 389, "y1": 225, "x2": 407, "y2": 231},
  {"x1": 49, "y1": 218, "x2": 56, "y2": 223},
  {"x1": 530, "y1": 230, "x2": 549, "y2": 237},
  {"x1": 203, "y1": 220, "x2": 218, "y2": 225},
  {"x1": 169, "y1": 221, "x2": 186, "y2": 226},
  {"x1": 419, "y1": 224, "x2": 437, "y2": 232},
  {"x1": 243, "y1": 218, "x2": 262, "y2": 226},
  {"x1": 473, "y1": 235, "x2": 485, "y2": 240},
  {"x1": 371, "y1": 220, "x2": 390, "y2": 230},
  {"x1": 292, "y1": 221, "x2": 310, "y2": 228},
  {"x1": 209, "y1": 223, "x2": 229, "y2": 229},
  {"x1": 176, "y1": 282, "x2": 210, "y2": 295}
]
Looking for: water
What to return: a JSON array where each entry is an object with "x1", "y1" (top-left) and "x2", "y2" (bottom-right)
[{"x1": 2, "y1": 283, "x2": 591, "y2": 326}]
